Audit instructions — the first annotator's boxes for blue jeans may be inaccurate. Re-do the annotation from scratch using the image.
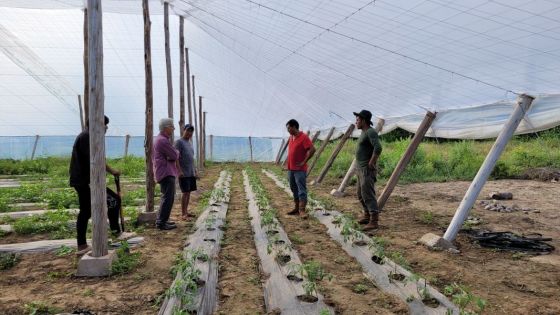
[288,170,307,202]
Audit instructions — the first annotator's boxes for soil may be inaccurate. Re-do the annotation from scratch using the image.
[0,166,221,314]
[214,166,265,315]
[312,174,560,315]
[259,169,409,315]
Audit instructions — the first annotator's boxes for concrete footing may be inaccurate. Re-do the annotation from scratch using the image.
[137,211,157,225]
[76,250,117,277]
[419,233,455,250]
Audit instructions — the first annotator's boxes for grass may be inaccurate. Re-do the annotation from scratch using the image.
[111,241,142,275]
[0,253,20,270]
[24,301,62,315]
[307,127,560,184]
[12,209,74,238]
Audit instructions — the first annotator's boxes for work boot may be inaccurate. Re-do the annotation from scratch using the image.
[362,212,379,231]
[299,200,308,218]
[358,212,370,224]
[287,199,299,215]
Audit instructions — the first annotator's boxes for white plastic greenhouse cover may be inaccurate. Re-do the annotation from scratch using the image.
[0,0,559,139]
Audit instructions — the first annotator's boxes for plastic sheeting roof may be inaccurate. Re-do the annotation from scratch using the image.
[0,0,559,138]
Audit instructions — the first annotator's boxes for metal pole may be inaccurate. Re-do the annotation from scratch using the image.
[443,94,535,242]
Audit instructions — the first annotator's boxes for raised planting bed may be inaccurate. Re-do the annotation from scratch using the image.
[263,169,459,315]
[244,168,334,315]
[159,170,232,315]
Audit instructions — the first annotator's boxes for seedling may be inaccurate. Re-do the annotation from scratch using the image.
[332,214,363,244]
[55,245,75,257]
[352,283,368,294]
[444,283,487,315]
[289,260,333,300]
[111,241,141,275]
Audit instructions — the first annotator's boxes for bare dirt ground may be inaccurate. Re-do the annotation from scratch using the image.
[214,165,265,314]
[0,166,221,314]
[259,168,409,315]
[313,174,560,315]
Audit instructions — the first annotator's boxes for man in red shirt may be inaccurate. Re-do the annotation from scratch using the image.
[285,119,316,216]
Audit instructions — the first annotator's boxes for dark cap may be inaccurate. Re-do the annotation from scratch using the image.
[353,110,373,125]
[184,123,194,131]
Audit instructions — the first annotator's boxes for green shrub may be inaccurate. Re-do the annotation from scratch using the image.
[0,253,20,270]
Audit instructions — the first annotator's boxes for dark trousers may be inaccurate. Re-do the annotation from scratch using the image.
[356,166,379,214]
[74,185,121,246]
[157,176,176,225]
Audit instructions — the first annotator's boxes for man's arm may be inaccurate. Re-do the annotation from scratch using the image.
[303,145,316,164]
[106,164,120,176]
[161,140,180,161]
[367,129,382,171]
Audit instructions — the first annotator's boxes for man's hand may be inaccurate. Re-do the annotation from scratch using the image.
[368,161,377,176]
[179,172,185,178]
[296,161,305,167]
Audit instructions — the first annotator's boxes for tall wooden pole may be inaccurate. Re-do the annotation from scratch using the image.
[78,95,85,130]
[31,135,40,160]
[164,2,173,140]
[443,95,535,242]
[186,48,192,125]
[203,111,207,166]
[377,112,436,210]
[178,16,185,131]
[311,124,355,185]
[87,0,108,258]
[83,8,89,122]
[124,135,131,157]
[310,130,321,143]
[248,136,253,162]
[307,126,336,174]
[143,0,155,213]
[192,75,199,160]
[331,119,385,197]
[198,96,203,170]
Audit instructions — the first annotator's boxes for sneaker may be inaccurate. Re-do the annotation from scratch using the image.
[167,221,177,225]
[157,223,177,230]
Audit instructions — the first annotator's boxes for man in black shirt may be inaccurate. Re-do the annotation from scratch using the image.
[69,116,123,254]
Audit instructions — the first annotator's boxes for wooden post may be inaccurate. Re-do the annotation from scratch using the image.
[186,48,192,125]
[275,138,285,164]
[192,75,199,160]
[31,135,40,160]
[443,95,535,242]
[143,0,155,213]
[124,135,131,157]
[311,124,355,185]
[307,126,336,174]
[276,138,289,165]
[209,134,214,161]
[331,119,385,197]
[78,95,85,130]
[310,130,320,143]
[248,136,253,162]
[198,96,203,170]
[377,112,436,210]
[87,0,108,258]
[164,2,173,130]
[83,8,89,122]
[203,111,207,166]
[178,16,185,131]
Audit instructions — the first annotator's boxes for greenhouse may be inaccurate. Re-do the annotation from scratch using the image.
[0,1,559,314]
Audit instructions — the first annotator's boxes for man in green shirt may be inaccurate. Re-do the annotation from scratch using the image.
[354,110,382,231]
